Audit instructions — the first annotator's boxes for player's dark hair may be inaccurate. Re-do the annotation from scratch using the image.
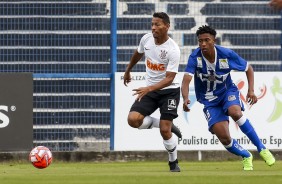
[153,12,170,24]
[196,25,216,37]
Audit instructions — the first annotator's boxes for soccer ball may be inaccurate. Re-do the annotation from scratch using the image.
[29,146,53,169]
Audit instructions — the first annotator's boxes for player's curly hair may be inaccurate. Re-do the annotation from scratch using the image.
[196,25,216,37]
[153,12,170,24]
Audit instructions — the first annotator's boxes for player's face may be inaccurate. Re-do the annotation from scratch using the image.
[151,17,169,39]
[198,33,215,55]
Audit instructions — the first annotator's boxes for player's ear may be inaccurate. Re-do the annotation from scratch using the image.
[213,37,217,44]
[165,23,170,30]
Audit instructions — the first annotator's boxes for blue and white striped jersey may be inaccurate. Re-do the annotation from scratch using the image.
[184,45,248,106]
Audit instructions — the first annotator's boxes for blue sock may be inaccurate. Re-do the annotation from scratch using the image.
[225,139,250,158]
[237,117,266,152]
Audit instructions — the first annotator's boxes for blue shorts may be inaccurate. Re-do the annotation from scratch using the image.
[203,89,245,133]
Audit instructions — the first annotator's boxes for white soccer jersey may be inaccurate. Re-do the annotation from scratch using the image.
[137,33,180,89]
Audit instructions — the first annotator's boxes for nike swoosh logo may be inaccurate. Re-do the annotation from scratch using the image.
[144,47,150,50]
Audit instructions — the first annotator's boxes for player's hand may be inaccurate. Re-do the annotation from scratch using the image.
[132,87,151,101]
[183,99,191,112]
[246,91,257,105]
[123,72,131,86]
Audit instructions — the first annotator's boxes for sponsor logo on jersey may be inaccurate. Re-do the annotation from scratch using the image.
[197,57,203,68]
[146,59,165,71]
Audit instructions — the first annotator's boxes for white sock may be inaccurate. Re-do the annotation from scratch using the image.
[138,116,160,129]
[236,115,247,126]
[163,136,177,162]
[224,139,233,148]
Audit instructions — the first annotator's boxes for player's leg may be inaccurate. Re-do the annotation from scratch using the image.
[139,116,182,139]
[160,119,180,172]
[159,88,181,172]
[205,106,253,170]
[171,123,182,139]
[225,90,275,166]
[127,91,181,138]
[127,92,158,129]
[228,105,266,151]
[211,121,253,170]
[138,116,160,129]
[229,107,275,166]
[157,87,182,139]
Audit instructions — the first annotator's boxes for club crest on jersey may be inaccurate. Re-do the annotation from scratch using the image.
[168,99,176,109]
[228,95,236,101]
[219,59,229,69]
[197,57,203,68]
[208,74,216,81]
[159,50,167,59]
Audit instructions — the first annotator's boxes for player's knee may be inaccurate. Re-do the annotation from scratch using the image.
[127,113,143,128]
[127,117,140,128]
[219,137,232,146]
[231,113,243,122]
[229,109,243,121]
[160,126,171,140]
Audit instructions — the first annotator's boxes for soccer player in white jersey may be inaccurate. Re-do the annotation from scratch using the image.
[123,12,181,172]
[181,25,275,170]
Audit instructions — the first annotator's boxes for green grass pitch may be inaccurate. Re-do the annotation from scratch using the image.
[0,161,281,184]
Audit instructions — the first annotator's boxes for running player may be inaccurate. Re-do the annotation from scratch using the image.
[123,12,182,172]
[181,25,275,170]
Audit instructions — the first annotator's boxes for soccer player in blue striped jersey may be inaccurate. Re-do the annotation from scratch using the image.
[181,25,275,170]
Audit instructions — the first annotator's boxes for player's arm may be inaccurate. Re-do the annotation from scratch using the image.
[133,71,176,101]
[123,50,144,86]
[245,64,257,105]
[181,73,193,112]
[148,71,177,91]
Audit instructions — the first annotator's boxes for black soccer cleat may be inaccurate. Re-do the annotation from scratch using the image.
[169,159,181,172]
[171,123,182,140]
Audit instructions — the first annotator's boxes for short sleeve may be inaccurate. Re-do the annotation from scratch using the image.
[184,55,197,75]
[166,47,180,73]
[137,35,146,54]
[229,50,248,71]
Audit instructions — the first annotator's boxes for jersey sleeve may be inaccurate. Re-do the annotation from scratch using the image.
[229,50,248,71]
[184,55,197,75]
[166,47,180,73]
[137,34,147,54]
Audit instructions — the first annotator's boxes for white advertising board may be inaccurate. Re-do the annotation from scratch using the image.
[114,72,282,151]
